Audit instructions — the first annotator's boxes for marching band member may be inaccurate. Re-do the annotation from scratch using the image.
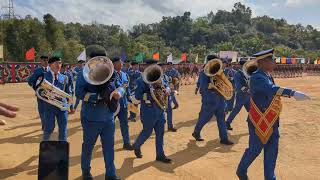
[192,55,234,145]
[76,47,122,180]
[112,56,133,150]
[73,59,86,111]
[27,55,49,129]
[165,62,180,132]
[127,61,141,122]
[42,56,72,141]
[236,49,311,180]
[225,59,250,130]
[132,59,172,163]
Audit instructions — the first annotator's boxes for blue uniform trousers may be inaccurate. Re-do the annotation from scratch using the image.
[237,121,279,180]
[226,93,250,124]
[166,101,173,129]
[115,106,131,145]
[74,98,81,110]
[43,105,68,141]
[133,115,165,157]
[194,102,228,141]
[37,98,46,130]
[81,119,116,177]
[225,92,235,112]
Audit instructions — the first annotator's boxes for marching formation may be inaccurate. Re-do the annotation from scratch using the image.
[27,45,312,180]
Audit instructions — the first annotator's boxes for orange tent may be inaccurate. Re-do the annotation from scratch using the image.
[281,57,286,64]
[152,52,160,60]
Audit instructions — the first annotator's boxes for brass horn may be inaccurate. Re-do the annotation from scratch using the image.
[82,56,120,116]
[142,64,169,110]
[83,56,114,85]
[242,60,258,79]
[36,78,71,111]
[204,59,234,100]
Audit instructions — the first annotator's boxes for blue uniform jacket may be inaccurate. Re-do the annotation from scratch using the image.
[135,77,170,125]
[198,71,225,105]
[114,70,132,108]
[75,71,117,123]
[234,70,250,97]
[165,68,180,78]
[249,69,294,128]
[28,66,47,90]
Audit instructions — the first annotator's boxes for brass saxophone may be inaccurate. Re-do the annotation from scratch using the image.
[204,59,234,100]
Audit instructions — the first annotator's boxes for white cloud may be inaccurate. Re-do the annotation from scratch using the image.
[2,0,247,29]
[285,0,319,7]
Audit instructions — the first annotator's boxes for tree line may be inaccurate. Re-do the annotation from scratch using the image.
[1,2,320,63]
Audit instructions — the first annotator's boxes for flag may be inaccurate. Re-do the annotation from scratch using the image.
[194,54,199,63]
[52,49,63,58]
[77,49,86,62]
[181,53,187,62]
[166,53,173,63]
[25,48,36,61]
[153,52,160,60]
[134,53,144,63]
[0,45,3,59]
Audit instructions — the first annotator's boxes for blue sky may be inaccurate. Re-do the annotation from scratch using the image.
[1,0,319,29]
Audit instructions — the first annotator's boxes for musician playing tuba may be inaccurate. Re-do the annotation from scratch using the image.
[75,46,123,180]
[192,54,234,145]
[132,59,172,163]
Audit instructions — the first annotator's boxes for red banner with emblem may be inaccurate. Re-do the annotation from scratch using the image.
[249,96,282,144]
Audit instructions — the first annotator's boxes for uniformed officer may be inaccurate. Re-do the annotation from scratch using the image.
[74,59,86,111]
[132,59,172,163]
[127,61,141,122]
[225,59,250,130]
[236,49,310,180]
[164,62,180,132]
[223,59,236,114]
[112,56,133,150]
[42,56,72,141]
[192,55,234,145]
[28,55,49,129]
[76,46,122,180]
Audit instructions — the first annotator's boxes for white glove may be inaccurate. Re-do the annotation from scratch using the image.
[293,91,311,101]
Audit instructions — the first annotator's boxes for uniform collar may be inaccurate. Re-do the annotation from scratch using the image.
[50,69,60,78]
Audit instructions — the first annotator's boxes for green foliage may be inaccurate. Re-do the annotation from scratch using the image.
[1,2,320,62]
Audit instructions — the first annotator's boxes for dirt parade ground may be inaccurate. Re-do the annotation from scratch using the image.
[0,76,319,180]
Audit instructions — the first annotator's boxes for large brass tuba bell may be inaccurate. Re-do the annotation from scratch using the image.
[36,78,72,111]
[82,56,120,116]
[83,56,114,85]
[142,64,169,110]
[204,59,234,100]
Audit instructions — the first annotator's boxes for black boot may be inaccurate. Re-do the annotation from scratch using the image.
[123,144,134,151]
[82,170,93,180]
[156,155,172,164]
[105,175,121,180]
[192,132,204,141]
[168,127,177,132]
[226,122,233,131]
[220,139,234,145]
[134,148,142,158]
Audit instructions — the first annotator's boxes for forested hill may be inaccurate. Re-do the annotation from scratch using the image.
[1,2,320,63]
